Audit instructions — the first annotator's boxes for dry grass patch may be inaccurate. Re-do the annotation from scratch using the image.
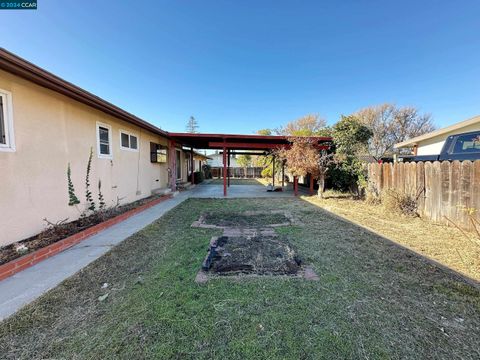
[305,192,480,282]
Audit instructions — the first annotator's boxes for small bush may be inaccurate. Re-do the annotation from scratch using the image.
[381,189,418,217]
[193,171,204,184]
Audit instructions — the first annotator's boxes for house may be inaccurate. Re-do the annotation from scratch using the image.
[191,150,210,172]
[207,152,239,167]
[0,48,194,247]
[394,115,480,155]
[0,48,332,247]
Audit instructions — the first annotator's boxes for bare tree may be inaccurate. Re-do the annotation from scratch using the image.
[186,116,199,133]
[276,114,327,136]
[354,104,435,160]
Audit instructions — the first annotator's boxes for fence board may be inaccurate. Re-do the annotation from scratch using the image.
[368,160,480,231]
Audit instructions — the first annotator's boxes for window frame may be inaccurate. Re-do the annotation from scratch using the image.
[119,129,139,152]
[0,88,15,152]
[96,122,113,159]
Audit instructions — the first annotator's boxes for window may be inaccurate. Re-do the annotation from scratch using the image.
[0,89,15,152]
[451,133,480,154]
[119,130,138,151]
[96,122,112,158]
[150,142,167,163]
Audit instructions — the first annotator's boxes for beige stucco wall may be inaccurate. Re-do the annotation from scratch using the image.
[0,69,170,247]
[416,123,480,156]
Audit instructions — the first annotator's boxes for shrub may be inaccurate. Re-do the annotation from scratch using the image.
[381,189,418,217]
[193,171,204,184]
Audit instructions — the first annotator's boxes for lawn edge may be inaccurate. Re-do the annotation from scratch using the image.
[0,194,172,282]
[305,197,480,290]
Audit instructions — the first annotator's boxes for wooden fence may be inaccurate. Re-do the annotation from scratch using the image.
[368,161,480,231]
[210,167,264,179]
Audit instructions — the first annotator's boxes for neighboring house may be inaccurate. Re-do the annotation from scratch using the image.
[191,150,210,172]
[395,115,480,155]
[0,49,193,247]
[207,153,240,167]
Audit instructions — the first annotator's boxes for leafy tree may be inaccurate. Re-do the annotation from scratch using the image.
[333,115,372,156]
[330,115,372,196]
[256,129,272,136]
[186,116,199,133]
[236,154,252,178]
[354,104,435,160]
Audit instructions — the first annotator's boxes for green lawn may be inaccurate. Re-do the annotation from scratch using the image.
[1,198,479,359]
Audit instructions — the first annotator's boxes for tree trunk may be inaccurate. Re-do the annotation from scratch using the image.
[317,176,325,198]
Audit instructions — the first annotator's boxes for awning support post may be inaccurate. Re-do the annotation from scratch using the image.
[227,149,231,187]
[190,147,194,185]
[223,145,227,196]
[272,156,275,187]
[169,140,177,192]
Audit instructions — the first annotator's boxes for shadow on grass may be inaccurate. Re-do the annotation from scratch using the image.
[300,196,480,290]
[0,197,479,359]
[204,178,264,186]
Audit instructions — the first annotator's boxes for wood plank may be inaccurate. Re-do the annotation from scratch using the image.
[424,162,433,219]
[416,162,425,215]
[472,161,480,229]
[431,162,442,222]
[440,161,450,225]
[449,161,461,228]
[460,161,473,229]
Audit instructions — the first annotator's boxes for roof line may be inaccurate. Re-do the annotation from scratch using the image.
[395,114,480,148]
[168,132,332,140]
[0,48,170,138]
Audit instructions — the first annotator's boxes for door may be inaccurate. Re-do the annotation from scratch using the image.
[176,150,181,180]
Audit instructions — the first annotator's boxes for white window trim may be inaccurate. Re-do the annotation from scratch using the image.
[119,129,139,152]
[96,122,113,159]
[0,89,15,152]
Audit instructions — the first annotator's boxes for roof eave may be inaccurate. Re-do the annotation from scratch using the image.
[394,114,480,149]
[0,48,170,139]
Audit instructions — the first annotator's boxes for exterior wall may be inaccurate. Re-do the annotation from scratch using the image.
[0,69,169,247]
[416,123,480,155]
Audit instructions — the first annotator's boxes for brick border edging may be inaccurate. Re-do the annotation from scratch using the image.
[0,195,172,282]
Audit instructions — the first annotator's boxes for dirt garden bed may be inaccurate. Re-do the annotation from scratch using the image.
[202,234,302,275]
[0,194,169,266]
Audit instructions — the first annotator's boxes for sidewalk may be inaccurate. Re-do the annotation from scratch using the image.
[0,182,298,320]
[0,191,189,321]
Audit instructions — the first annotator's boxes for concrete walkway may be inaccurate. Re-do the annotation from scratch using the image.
[0,182,299,320]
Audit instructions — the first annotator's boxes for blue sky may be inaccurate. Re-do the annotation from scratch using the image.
[1,0,479,133]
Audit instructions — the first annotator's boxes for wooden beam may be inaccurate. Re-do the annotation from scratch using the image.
[219,151,267,156]
[209,142,288,150]
[209,142,330,150]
